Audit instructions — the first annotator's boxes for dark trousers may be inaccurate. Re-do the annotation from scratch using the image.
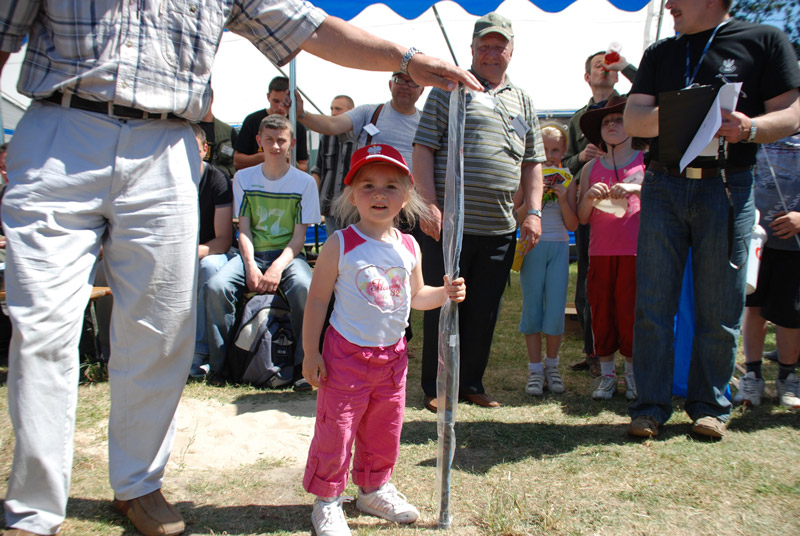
[574,222,594,355]
[417,230,515,397]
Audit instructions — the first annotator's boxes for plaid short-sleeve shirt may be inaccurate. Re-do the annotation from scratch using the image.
[0,0,326,121]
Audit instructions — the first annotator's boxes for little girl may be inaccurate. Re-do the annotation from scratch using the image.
[576,96,644,402]
[302,144,466,536]
[514,124,578,396]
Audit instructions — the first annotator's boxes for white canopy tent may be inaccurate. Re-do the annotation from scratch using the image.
[0,0,669,136]
[210,0,667,125]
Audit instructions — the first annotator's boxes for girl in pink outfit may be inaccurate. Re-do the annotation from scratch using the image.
[576,96,645,403]
[302,144,466,536]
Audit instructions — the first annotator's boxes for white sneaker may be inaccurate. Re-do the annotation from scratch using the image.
[525,372,544,396]
[776,373,800,409]
[592,374,617,400]
[734,371,765,406]
[624,372,637,401]
[356,483,419,524]
[544,367,565,394]
[312,497,352,536]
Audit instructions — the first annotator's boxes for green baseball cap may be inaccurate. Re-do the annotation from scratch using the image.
[473,12,513,40]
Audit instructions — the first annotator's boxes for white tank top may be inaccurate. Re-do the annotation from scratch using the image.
[329,225,418,347]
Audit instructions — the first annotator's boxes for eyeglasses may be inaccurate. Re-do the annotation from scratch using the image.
[392,76,420,89]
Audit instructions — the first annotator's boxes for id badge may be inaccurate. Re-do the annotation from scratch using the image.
[364,123,380,136]
[511,115,530,138]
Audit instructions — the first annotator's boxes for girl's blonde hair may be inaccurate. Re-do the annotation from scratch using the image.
[331,164,431,228]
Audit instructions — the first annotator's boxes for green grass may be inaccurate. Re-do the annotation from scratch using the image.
[0,266,798,535]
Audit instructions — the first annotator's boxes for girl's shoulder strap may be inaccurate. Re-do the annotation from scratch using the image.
[399,231,417,260]
[340,226,366,255]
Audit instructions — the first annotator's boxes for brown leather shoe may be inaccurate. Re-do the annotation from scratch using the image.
[462,393,500,408]
[113,489,185,536]
[569,358,590,371]
[4,529,50,536]
[423,396,438,413]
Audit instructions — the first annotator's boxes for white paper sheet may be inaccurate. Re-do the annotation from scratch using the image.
[680,82,742,171]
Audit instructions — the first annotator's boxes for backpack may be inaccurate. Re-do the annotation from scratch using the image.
[226,292,295,388]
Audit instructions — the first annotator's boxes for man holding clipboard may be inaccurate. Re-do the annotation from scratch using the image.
[624,0,800,439]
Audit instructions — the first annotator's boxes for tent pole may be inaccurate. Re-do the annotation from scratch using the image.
[655,0,666,42]
[276,63,325,115]
[289,59,298,167]
[433,5,458,67]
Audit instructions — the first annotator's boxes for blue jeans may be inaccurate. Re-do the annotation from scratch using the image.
[205,251,312,376]
[629,168,754,424]
[192,252,232,369]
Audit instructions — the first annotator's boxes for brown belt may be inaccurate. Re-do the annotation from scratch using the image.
[42,92,181,120]
[649,160,752,179]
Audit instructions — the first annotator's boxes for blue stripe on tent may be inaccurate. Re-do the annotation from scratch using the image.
[312,0,651,19]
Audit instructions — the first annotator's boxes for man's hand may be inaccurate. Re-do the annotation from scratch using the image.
[294,90,305,118]
[520,215,542,253]
[718,109,753,143]
[406,54,480,92]
[421,203,443,240]
[770,211,800,239]
[302,350,327,388]
[580,143,606,163]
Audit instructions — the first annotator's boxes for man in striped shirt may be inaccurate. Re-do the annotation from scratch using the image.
[413,12,545,411]
[0,2,479,535]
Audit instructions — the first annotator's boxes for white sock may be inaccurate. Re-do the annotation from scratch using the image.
[545,356,559,369]
[318,496,338,503]
[600,360,616,377]
[624,360,634,375]
[529,362,544,374]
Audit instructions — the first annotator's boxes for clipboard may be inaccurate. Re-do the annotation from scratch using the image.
[657,85,719,168]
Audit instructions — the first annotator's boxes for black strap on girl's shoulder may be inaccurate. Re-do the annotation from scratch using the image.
[365,103,385,146]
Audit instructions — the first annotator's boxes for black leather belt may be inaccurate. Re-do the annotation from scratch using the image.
[42,92,181,120]
[649,160,752,179]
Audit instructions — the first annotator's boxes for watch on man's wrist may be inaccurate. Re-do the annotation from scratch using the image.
[527,209,542,218]
[744,120,757,143]
[400,47,422,75]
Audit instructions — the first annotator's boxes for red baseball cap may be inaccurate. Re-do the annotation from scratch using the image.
[344,144,413,185]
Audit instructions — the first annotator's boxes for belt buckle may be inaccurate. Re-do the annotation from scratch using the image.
[685,167,703,179]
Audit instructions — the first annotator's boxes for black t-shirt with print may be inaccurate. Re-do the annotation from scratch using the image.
[632,18,800,166]
[198,163,233,245]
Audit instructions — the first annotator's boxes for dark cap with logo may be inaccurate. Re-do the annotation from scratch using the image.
[473,12,513,40]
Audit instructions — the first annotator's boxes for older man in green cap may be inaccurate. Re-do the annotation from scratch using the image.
[413,12,546,410]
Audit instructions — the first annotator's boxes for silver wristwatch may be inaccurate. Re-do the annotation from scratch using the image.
[527,209,542,218]
[400,47,421,75]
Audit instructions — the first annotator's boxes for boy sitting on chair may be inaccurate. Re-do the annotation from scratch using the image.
[205,115,320,389]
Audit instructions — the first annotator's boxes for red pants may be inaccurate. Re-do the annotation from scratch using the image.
[587,255,637,357]
[303,327,408,497]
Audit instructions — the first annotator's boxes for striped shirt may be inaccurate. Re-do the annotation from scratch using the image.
[414,72,545,235]
[0,0,326,122]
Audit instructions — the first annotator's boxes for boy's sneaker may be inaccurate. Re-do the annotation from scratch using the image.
[734,371,765,406]
[525,372,544,396]
[776,373,800,409]
[356,483,419,524]
[624,372,637,401]
[312,497,352,536]
[592,374,617,400]
[543,367,565,394]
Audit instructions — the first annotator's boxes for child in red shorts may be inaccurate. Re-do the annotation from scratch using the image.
[576,96,644,401]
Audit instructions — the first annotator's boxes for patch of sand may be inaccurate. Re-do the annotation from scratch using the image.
[73,395,317,471]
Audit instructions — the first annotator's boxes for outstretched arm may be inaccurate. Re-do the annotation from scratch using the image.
[301,16,480,92]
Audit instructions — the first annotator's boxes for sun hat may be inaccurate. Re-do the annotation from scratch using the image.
[344,144,413,185]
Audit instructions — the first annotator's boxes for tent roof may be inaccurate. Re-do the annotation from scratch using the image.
[312,0,652,19]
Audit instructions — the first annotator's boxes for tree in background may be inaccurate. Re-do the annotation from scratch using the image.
[730,1,799,57]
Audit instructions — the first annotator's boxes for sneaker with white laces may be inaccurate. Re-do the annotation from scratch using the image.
[356,483,419,524]
[544,366,565,394]
[734,371,765,406]
[525,372,544,396]
[624,372,637,401]
[776,373,800,409]
[312,497,352,536]
[592,374,617,400]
